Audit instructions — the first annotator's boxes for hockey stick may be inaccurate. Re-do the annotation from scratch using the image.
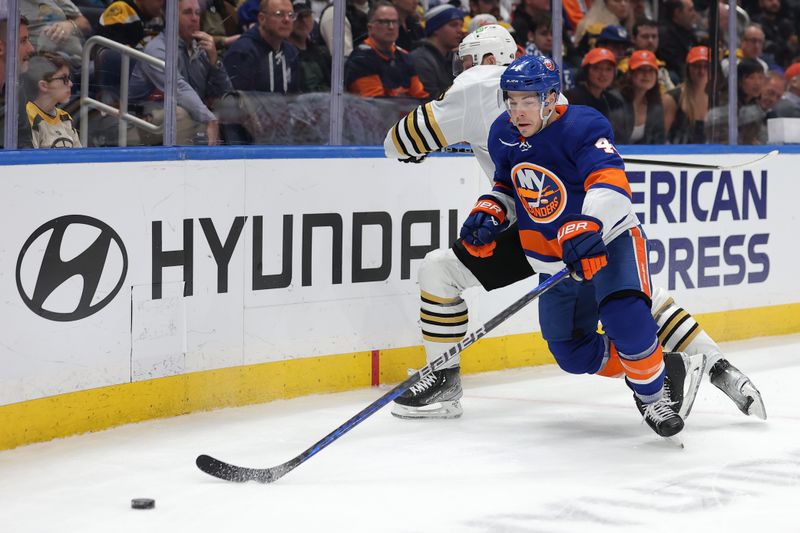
[196,267,572,483]
[441,146,779,170]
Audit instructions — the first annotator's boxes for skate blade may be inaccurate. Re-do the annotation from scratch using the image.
[666,434,685,449]
[679,353,706,419]
[742,383,767,420]
[391,400,463,419]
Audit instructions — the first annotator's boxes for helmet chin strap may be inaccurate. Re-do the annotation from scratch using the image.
[536,92,555,134]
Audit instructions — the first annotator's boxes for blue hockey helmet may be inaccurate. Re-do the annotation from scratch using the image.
[500,55,561,100]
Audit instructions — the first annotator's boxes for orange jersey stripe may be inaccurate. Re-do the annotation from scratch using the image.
[519,229,561,258]
[584,168,631,197]
[630,226,651,297]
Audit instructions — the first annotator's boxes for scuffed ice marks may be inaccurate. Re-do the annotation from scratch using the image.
[463,452,800,532]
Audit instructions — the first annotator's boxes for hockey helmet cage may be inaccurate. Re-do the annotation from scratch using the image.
[500,55,561,99]
[458,24,517,67]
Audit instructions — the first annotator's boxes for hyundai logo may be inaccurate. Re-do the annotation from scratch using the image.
[16,215,128,321]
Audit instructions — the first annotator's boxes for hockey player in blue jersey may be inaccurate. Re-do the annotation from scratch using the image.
[470,55,681,437]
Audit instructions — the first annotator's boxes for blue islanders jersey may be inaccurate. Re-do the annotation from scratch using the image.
[487,104,639,274]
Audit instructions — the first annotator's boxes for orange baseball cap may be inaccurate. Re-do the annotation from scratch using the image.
[630,49,658,70]
[582,47,617,67]
[686,46,710,64]
[784,62,800,81]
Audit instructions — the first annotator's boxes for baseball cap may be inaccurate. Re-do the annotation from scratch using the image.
[629,49,658,70]
[292,0,312,13]
[425,5,465,37]
[582,47,617,67]
[596,25,631,44]
[686,46,710,64]
[784,62,800,82]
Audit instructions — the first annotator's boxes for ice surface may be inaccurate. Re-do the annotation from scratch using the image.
[2,335,798,533]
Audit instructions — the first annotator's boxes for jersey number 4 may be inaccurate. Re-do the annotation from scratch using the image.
[595,138,618,154]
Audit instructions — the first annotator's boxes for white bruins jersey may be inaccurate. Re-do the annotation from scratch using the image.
[384,64,567,183]
[384,65,507,181]
[27,102,82,149]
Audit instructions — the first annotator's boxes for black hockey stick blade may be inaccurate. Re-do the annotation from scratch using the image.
[196,268,572,483]
[196,454,292,483]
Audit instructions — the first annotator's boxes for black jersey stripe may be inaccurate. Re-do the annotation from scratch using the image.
[421,102,447,148]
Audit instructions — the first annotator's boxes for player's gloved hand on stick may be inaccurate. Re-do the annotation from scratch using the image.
[460,195,508,257]
[557,214,608,280]
[399,154,426,164]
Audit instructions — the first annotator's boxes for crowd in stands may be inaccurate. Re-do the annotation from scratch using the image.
[4,0,800,147]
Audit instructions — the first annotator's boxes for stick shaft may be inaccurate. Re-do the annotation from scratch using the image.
[277,267,571,477]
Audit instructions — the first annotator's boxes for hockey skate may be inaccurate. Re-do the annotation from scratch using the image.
[663,351,706,419]
[634,395,684,437]
[392,367,463,419]
[709,359,767,420]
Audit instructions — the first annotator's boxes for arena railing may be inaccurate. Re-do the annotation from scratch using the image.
[79,36,166,148]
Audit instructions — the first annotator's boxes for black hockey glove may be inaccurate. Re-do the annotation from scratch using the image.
[399,154,426,164]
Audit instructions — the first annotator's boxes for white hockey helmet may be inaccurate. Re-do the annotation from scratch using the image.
[457,24,517,68]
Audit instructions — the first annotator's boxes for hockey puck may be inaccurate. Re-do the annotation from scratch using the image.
[131,498,155,510]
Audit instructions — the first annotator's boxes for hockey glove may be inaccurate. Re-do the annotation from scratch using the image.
[399,154,426,164]
[460,195,508,257]
[557,214,608,281]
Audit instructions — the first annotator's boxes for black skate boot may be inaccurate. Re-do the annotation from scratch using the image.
[709,358,767,419]
[391,367,463,419]
[663,351,706,419]
[635,395,685,437]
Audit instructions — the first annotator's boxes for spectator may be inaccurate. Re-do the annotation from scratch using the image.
[391,0,424,51]
[663,45,710,144]
[97,0,164,48]
[737,58,768,144]
[574,0,633,51]
[467,13,496,33]
[760,70,786,115]
[752,0,797,68]
[511,0,550,47]
[721,23,769,76]
[20,0,92,67]
[130,0,232,145]
[594,24,631,62]
[524,12,552,57]
[619,17,674,93]
[563,47,624,118]
[319,0,371,57]
[224,0,302,93]
[344,0,428,98]
[771,61,800,117]
[288,0,331,91]
[464,0,510,38]
[738,57,766,108]
[411,4,464,97]
[201,0,241,54]
[610,49,665,143]
[23,54,81,148]
[657,0,698,84]
[0,16,36,148]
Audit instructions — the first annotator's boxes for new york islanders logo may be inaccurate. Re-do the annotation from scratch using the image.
[511,162,567,223]
[542,58,555,71]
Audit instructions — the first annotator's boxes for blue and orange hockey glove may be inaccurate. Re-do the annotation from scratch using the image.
[557,214,608,280]
[460,195,508,257]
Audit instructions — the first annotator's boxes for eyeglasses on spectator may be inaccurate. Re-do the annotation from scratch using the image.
[263,10,297,20]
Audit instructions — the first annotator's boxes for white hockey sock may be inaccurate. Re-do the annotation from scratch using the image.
[651,287,724,369]
[420,290,468,369]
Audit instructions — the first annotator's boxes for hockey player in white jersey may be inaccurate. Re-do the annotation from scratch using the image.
[383,24,766,422]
